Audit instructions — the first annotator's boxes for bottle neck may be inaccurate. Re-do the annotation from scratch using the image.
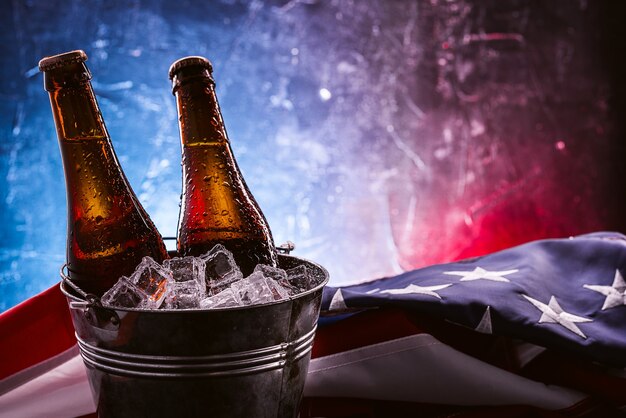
[44,63,107,141]
[174,74,228,146]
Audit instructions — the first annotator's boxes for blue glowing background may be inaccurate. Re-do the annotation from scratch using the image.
[2,1,626,311]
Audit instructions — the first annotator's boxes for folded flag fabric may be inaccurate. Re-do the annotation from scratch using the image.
[320,231,626,367]
[1,232,626,417]
[304,308,626,417]
[303,231,626,416]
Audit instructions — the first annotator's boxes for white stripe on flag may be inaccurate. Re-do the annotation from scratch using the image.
[0,350,95,418]
[0,345,80,396]
[304,334,586,410]
[0,334,588,416]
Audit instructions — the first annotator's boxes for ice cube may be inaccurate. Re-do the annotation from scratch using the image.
[163,280,204,309]
[284,265,315,294]
[163,256,205,289]
[254,264,288,281]
[199,288,241,309]
[200,243,227,259]
[201,246,243,293]
[277,278,299,296]
[231,273,275,305]
[266,278,290,301]
[249,271,288,300]
[101,276,146,309]
[129,256,170,308]
[253,264,290,301]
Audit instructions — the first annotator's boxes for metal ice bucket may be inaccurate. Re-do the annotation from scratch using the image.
[60,253,328,418]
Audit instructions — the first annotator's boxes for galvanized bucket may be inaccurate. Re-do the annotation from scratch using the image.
[60,253,328,418]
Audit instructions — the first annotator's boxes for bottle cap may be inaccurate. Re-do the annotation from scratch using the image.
[168,56,213,80]
[39,50,88,72]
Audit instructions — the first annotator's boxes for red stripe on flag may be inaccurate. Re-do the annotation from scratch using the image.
[312,309,425,358]
[0,284,76,381]
[522,350,626,408]
[313,308,521,372]
[299,397,626,418]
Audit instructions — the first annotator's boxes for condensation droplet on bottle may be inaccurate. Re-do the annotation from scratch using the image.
[203,175,211,182]
[221,210,229,216]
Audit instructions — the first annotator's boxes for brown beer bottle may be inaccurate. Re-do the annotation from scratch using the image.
[169,56,278,275]
[39,50,169,296]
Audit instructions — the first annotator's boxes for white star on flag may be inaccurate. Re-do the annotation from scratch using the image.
[381,283,451,299]
[522,295,593,339]
[329,289,347,311]
[583,269,626,310]
[474,306,493,334]
[443,266,519,282]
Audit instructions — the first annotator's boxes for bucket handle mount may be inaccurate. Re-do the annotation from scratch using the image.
[60,265,121,330]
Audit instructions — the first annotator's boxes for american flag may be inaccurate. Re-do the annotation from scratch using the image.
[303,231,626,417]
[1,232,626,417]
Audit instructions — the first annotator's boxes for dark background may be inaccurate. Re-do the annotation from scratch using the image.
[1,0,625,311]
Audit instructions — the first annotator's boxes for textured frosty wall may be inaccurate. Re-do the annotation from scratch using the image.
[1,0,624,310]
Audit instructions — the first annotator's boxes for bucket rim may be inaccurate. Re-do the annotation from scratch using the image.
[60,254,329,314]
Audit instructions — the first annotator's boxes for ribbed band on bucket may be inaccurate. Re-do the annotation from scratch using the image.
[169,56,213,80]
[39,50,88,72]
